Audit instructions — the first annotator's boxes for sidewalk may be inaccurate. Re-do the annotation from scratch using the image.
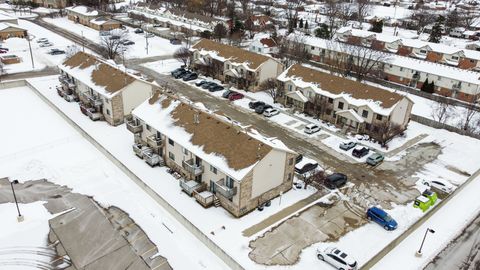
[371,169,480,270]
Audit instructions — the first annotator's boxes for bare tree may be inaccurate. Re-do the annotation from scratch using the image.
[460,9,477,29]
[174,47,192,67]
[99,30,129,60]
[458,101,479,132]
[375,122,403,147]
[286,0,301,33]
[309,95,328,118]
[324,0,341,38]
[409,8,436,34]
[338,3,354,27]
[258,78,278,102]
[305,170,325,189]
[66,44,81,58]
[278,35,309,67]
[356,0,371,27]
[431,99,453,124]
[239,0,250,16]
[213,23,228,41]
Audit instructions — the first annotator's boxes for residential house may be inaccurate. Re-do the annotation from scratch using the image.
[57,52,155,126]
[66,6,121,31]
[249,37,279,55]
[297,36,480,102]
[129,93,296,217]
[190,39,283,92]
[0,23,27,40]
[277,64,413,141]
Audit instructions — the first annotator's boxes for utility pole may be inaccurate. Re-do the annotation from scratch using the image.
[145,30,149,55]
[27,34,35,69]
[9,178,23,222]
[416,228,435,257]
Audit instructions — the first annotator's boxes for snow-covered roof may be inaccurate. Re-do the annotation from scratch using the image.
[0,22,26,32]
[132,94,294,180]
[299,36,480,86]
[66,5,99,17]
[0,13,15,21]
[277,63,409,116]
[286,90,308,103]
[336,109,365,123]
[89,16,117,26]
[294,156,318,171]
[59,52,141,98]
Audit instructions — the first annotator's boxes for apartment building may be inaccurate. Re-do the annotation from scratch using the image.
[336,27,480,71]
[249,37,279,55]
[0,23,27,40]
[128,93,296,217]
[190,39,283,92]
[277,64,413,141]
[297,36,480,103]
[66,6,121,31]
[57,52,154,126]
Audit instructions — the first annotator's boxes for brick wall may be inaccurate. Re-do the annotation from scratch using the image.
[426,51,443,63]
[458,58,477,69]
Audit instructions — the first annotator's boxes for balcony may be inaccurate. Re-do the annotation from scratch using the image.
[179,178,203,196]
[89,95,103,107]
[86,108,102,121]
[144,151,162,167]
[452,83,462,91]
[214,178,237,199]
[193,190,214,207]
[146,135,163,148]
[182,159,204,176]
[133,143,154,159]
[59,75,76,90]
[126,118,143,134]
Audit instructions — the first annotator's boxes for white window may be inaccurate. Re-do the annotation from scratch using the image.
[451,56,459,60]
[183,147,189,155]
[210,165,217,174]
[288,84,292,92]
[168,152,175,161]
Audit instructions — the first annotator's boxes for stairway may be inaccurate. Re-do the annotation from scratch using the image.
[213,196,221,207]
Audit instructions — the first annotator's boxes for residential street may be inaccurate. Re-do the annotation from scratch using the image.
[424,212,480,270]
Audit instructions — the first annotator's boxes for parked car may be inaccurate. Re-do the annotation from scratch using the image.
[171,67,185,77]
[209,85,224,92]
[295,154,303,164]
[36,38,48,43]
[352,146,369,158]
[99,31,111,36]
[122,40,135,45]
[255,104,272,114]
[183,72,198,81]
[263,108,279,117]
[195,80,208,87]
[316,247,357,270]
[49,49,66,55]
[366,207,398,231]
[248,101,265,109]
[222,90,234,98]
[366,153,384,166]
[229,92,244,101]
[170,38,181,44]
[422,179,454,193]
[134,28,144,34]
[304,123,321,134]
[173,70,189,79]
[295,158,318,174]
[202,82,217,89]
[109,35,120,40]
[339,141,357,151]
[39,42,53,47]
[0,47,9,51]
[325,173,347,189]
[0,49,7,54]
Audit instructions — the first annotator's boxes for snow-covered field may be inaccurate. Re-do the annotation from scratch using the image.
[26,75,480,269]
[0,85,228,270]
[43,17,181,59]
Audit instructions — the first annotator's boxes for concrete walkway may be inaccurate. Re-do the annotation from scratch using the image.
[385,133,429,158]
[242,190,327,237]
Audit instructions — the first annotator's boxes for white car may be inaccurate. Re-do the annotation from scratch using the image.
[422,179,454,193]
[263,108,280,117]
[317,247,357,270]
[39,42,53,47]
[36,38,48,43]
[304,123,321,134]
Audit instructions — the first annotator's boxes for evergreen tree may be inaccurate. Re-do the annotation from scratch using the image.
[299,18,304,28]
[427,81,436,93]
[429,19,443,43]
[370,19,383,33]
[304,20,309,29]
[420,79,430,92]
[314,23,330,39]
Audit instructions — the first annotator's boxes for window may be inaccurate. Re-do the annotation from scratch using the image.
[288,173,292,181]
[366,123,371,130]
[400,67,404,71]
[338,102,344,110]
[288,84,292,92]
[420,49,427,54]
[226,64,230,69]
[182,147,189,155]
[168,138,174,146]
[451,56,459,60]
[328,98,333,103]
[311,46,315,50]
[376,114,383,121]
[210,165,217,174]
[146,124,151,131]
[362,110,368,118]
[106,109,110,116]
[168,152,175,161]
[289,158,293,165]
[326,109,332,115]
[226,176,234,188]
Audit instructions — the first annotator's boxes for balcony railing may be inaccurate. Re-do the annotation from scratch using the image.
[179,178,203,196]
[146,135,163,148]
[214,178,237,199]
[193,190,214,207]
[86,108,102,121]
[89,96,103,107]
[144,151,162,167]
[452,83,462,91]
[59,75,76,89]
[126,119,143,134]
[182,159,204,176]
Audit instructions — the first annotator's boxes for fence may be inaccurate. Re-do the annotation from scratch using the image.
[411,114,480,140]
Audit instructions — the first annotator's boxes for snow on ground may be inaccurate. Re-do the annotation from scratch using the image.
[373,172,480,270]
[0,19,81,74]
[0,85,228,270]
[27,75,318,269]
[43,17,181,59]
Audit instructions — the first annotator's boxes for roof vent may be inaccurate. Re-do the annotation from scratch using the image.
[193,113,200,124]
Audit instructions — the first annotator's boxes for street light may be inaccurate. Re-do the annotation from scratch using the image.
[26,34,35,69]
[416,228,435,257]
[9,178,24,222]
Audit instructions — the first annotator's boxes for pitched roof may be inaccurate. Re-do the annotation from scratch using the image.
[191,39,271,70]
[0,22,26,32]
[60,52,136,97]
[66,5,99,16]
[133,94,293,180]
[278,64,406,113]
[260,38,277,48]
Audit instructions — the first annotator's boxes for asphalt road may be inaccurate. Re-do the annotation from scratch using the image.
[424,212,480,270]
